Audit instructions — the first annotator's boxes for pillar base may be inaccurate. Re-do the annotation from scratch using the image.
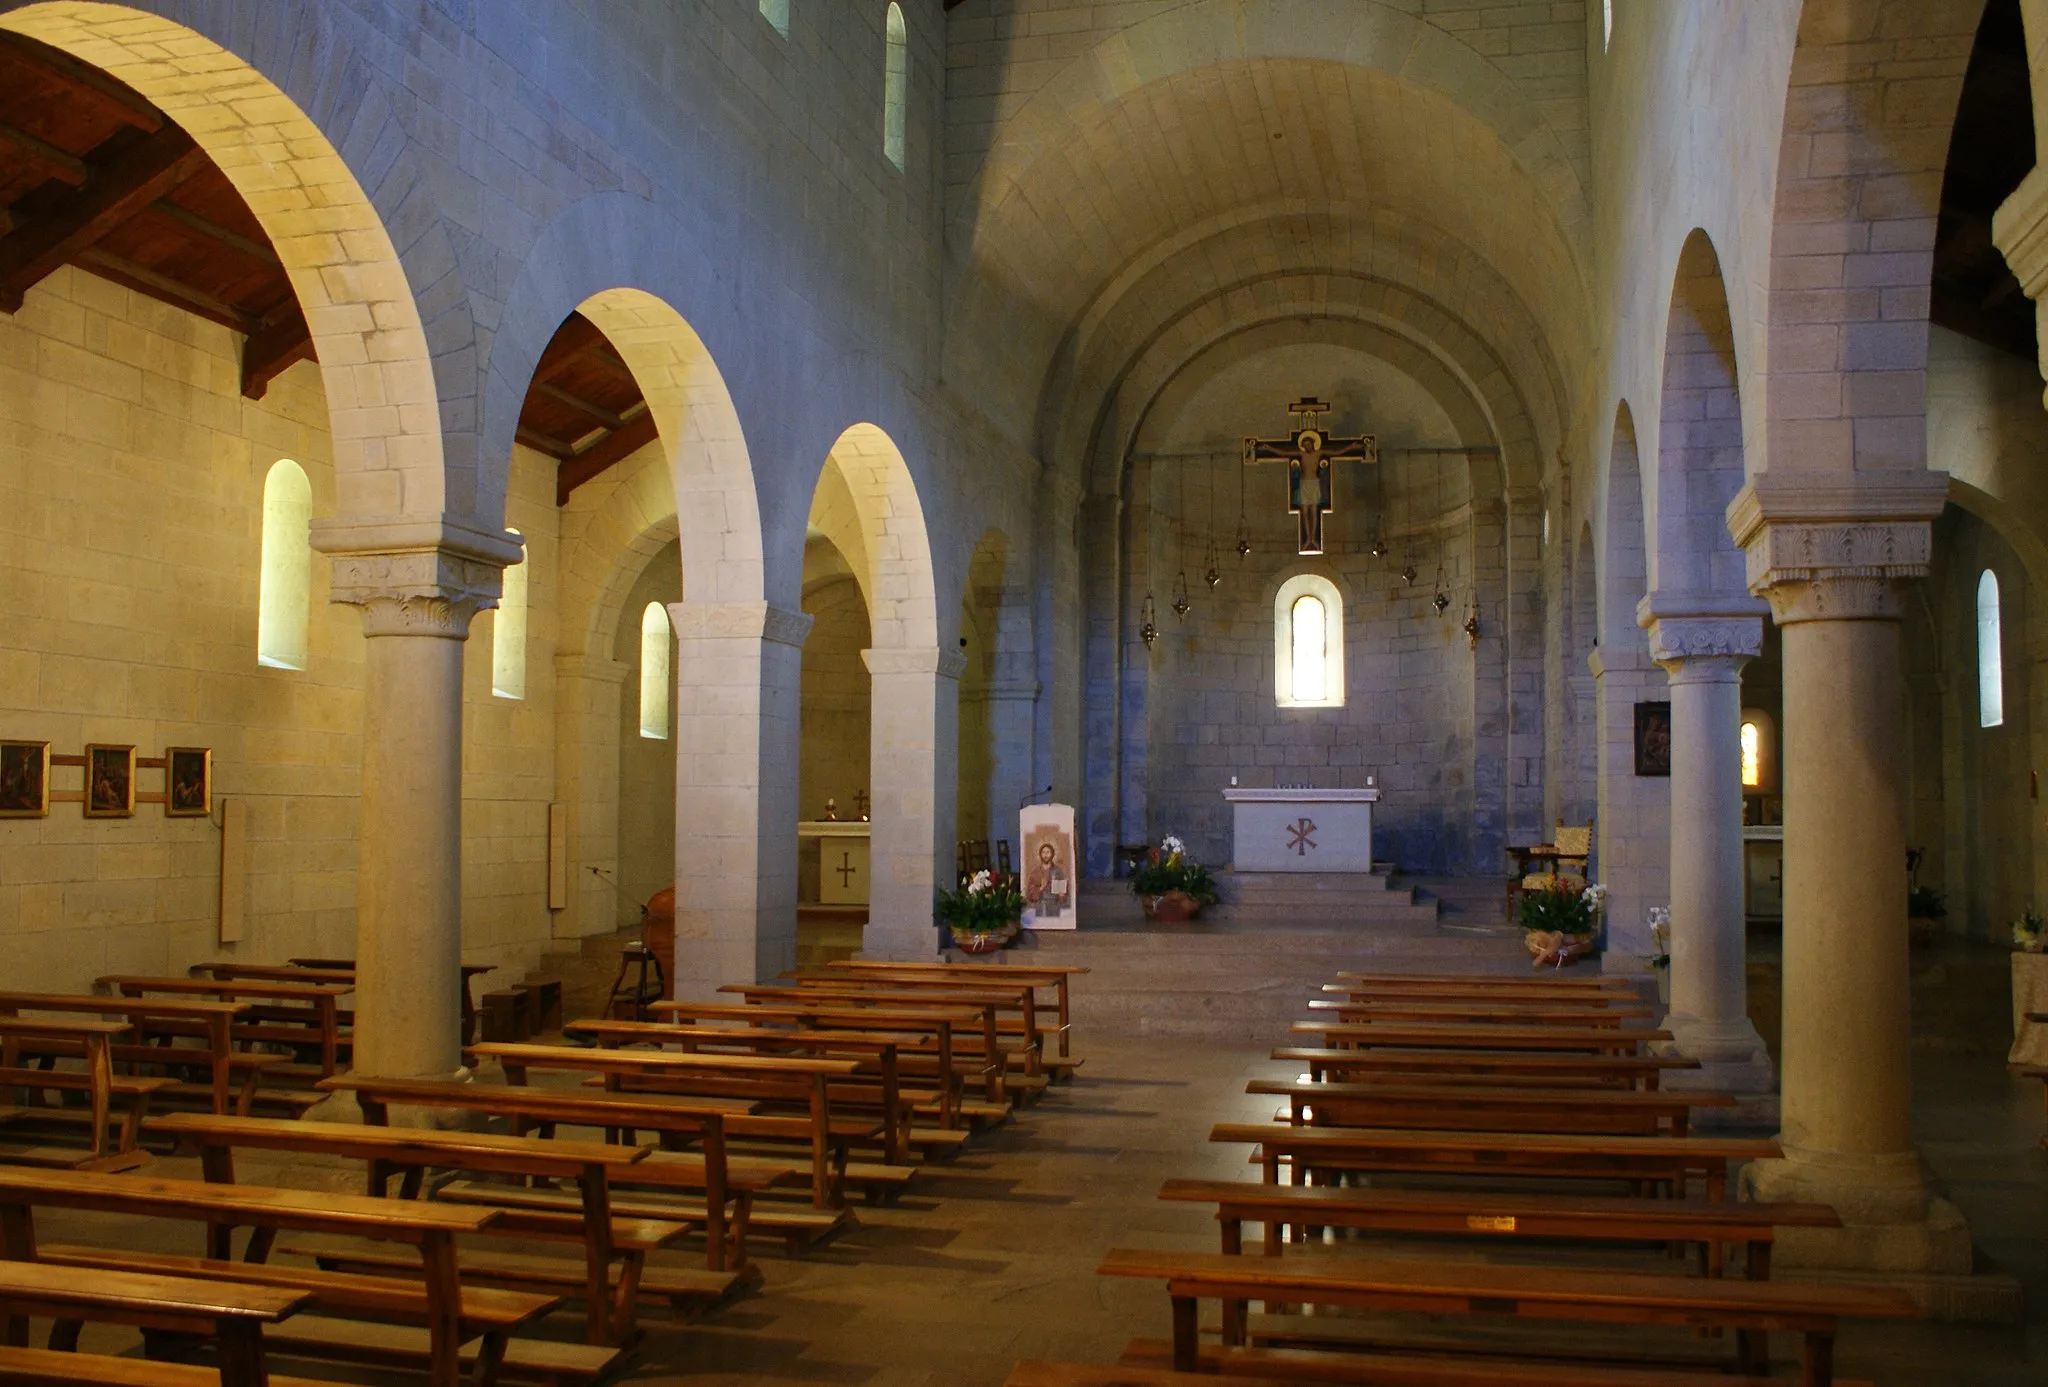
[1742,1148,1972,1271]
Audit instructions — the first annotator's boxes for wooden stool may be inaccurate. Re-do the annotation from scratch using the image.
[604,943,666,1022]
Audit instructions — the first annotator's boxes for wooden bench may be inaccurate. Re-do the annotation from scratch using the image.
[1304,999,1652,1027]
[1292,1021,1668,1056]
[147,1112,660,1347]
[1111,1342,1875,1387]
[0,1165,553,1387]
[468,1041,868,1210]
[0,1346,349,1387]
[0,1017,169,1170]
[0,1260,307,1387]
[1272,1047,1700,1091]
[1211,1123,1783,1201]
[0,994,263,1116]
[1157,1177,1843,1282]
[723,982,1032,1100]
[652,999,998,1125]
[1096,1247,1915,1385]
[783,975,1060,1079]
[1324,981,1642,1002]
[317,1073,753,1273]
[100,977,348,1080]
[1332,973,1632,991]
[1248,1079,1734,1138]
[821,960,1087,1068]
[200,961,495,1046]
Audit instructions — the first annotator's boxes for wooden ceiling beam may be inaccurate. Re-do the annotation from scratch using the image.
[146,200,281,268]
[74,246,255,334]
[533,379,627,430]
[556,409,659,506]
[0,125,206,312]
[0,120,88,186]
[532,313,610,385]
[517,425,577,461]
[241,305,314,400]
[0,33,162,132]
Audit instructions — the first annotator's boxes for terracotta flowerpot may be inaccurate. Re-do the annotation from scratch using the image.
[1524,928,1597,969]
[1142,890,1201,923]
[947,920,1019,954]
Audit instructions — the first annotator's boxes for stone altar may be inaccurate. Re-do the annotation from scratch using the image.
[799,820,870,905]
[1224,787,1377,872]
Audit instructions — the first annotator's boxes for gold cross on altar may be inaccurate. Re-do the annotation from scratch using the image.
[1243,398,1378,556]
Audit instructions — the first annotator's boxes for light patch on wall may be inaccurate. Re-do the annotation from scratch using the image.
[1274,573,1345,708]
[1740,720,1760,788]
[257,458,311,671]
[1979,568,2005,728]
[640,601,672,740]
[493,528,528,700]
[760,0,788,36]
[883,2,908,171]
[1602,0,1614,52]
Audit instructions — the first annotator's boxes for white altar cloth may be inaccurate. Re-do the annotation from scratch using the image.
[1224,787,1378,872]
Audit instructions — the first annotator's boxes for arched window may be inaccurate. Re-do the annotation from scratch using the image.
[257,459,311,670]
[1979,568,2004,728]
[1601,0,1614,52]
[1739,707,1777,792]
[492,529,528,700]
[759,0,788,36]
[882,3,908,170]
[1740,721,1761,788]
[639,602,672,740]
[1274,574,1345,708]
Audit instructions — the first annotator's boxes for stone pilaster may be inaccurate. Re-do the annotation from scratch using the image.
[1588,642,1668,964]
[1641,603,1774,1109]
[862,645,967,960]
[666,600,811,996]
[312,517,520,1080]
[552,654,632,941]
[1727,472,1977,1291]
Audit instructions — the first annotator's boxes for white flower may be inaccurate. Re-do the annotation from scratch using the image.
[1160,835,1187,856]
[1581,882,1607,905]
[968,870,992,893]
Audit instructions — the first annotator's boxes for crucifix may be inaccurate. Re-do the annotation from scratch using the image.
[1243,398,1378,556]
[834,852,858,889]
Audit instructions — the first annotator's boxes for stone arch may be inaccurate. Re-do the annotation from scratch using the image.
[1763,0,1986,473]
[0,2,455,529]
[806,423,946,958]
[1651,230,1749,600]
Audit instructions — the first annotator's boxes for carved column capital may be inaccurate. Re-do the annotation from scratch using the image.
[312,515,521,640]
[1647,616,1764,682]
[1725,472,1947,625]
[1994,164,2048,399]
[863,646,970,682]
[666,601,814,649]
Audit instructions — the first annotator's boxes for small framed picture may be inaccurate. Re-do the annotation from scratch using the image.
[0,741,50,818]
[84,743,136,818]
[1633,701,1672,778]
[165,747,212,817]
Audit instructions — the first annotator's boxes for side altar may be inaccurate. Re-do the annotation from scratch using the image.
[1223,787,1377,872]
[798,820,870,905]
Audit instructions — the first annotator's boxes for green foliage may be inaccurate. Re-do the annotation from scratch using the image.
[1907,885,1947,920]
[2011,907,2044,949]
[934,870,1025,933]
[1517,880,1601,935]
[1128,836,1218,904]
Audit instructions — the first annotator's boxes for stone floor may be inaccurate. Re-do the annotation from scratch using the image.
[29,929,2048,1385]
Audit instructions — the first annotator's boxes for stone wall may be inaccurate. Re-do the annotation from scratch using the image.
[613,543,681,925]
[799,574,874,830]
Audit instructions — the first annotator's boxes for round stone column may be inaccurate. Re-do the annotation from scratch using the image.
[1647,615,1773,1098]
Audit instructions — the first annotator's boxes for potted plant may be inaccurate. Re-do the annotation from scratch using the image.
[934,869,1026,954]
[2014,908,2046,954]
[1129,835,1218,923]
[1907,885,1946,949]
[1648,907,1671,1006]
[1518,877,1605,968]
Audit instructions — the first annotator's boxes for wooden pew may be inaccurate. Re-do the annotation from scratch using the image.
[1304,999,1652,1027]
[0,1165,552,1387]
[1323,981,1642,1003]
[1095,1247,1914,1384]
[768,975,1059,1084]
[1249,1079,1734,1138]
[147,1112,663,1347]
[1156,1177,1843,1282]
[317,1073,759,1275]
[468,1041,868,1211]
[0,1346,350,1387]
[1272,1047,1700,1091]
[0,1260,307,1387]
[1212,1123,1783,1201]
[100,977,348,1080]
[1292,1021,1668,1055]
[726,981,1037,1097]
[1333,972,1632,991]
[655,997,997,1118]
[821,960,1087,1067]
[0,995,262,1117]
[570,1017,929,1171]
[1110,1343,1877,1387]
[0,1017,169,1170]
[201,961,496,1046]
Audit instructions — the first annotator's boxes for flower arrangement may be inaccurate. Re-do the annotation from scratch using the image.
[1518,878,1605,969]
[1128,834,1218,904]
[2013,908,2046,954]
[934,869,1026,951]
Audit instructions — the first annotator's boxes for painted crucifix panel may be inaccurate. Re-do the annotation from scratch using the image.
[1243,398,1378,556]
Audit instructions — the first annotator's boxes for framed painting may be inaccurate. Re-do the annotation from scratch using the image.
[0,740,49,818]
[84,743,136,818]
[1633,701,1672,778]
[165,746,212,817]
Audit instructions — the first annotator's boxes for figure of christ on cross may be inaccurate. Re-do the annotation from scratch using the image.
[1243,398,1379,556]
